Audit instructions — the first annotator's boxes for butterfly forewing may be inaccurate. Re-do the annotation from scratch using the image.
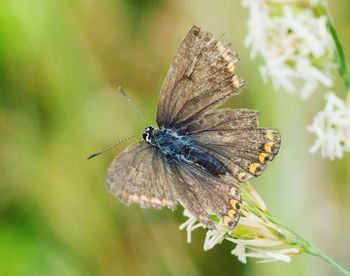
[106,141,177,209]
[156,25,244,128]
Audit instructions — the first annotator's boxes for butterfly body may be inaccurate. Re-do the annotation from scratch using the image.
[105,25,281,230]
[143,126,228,176]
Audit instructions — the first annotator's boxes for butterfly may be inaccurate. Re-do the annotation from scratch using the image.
[105,25,281,230]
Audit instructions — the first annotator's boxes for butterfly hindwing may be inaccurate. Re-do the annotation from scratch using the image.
[156,25,244,128]
[184,108,259,134]
[168,160,241,230]
[187,110,281,182]
[106,141,177,209]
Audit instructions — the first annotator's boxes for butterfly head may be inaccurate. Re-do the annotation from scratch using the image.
[143,126,156,145]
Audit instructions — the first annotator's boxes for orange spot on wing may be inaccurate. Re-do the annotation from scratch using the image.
[264,142,274,153]
[249,162,260,174]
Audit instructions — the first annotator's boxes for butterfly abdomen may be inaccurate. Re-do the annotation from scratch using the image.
[154,128,228,176]
[182,146,228,175]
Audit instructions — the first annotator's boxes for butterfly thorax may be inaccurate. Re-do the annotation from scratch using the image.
[143,126,228,176]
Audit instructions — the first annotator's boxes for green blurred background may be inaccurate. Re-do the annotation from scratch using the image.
[1,0,349,275]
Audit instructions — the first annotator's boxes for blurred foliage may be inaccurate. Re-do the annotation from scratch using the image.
[0,0,349,275]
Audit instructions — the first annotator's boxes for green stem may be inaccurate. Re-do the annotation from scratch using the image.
[237,183,349,274]
[321,0,350,94]
[307,247,350,276]
[290,229,350,275]
[264,215,350,275]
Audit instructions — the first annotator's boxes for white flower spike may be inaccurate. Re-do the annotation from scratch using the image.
[241,0,335,99]
[180,182,307,264]
[180,183,349,273]
[307,92,350,159]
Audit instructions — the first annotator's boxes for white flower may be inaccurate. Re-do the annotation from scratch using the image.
[179,209,205,243]
[243,181,267,211]
[231,244,247,263]
[203,223,227,251]
[180,182,306,264]
[307,92,350,159]
[231,244,300,263]
[241,0,335,99]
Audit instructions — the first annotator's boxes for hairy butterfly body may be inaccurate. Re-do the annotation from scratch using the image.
[105,25,281,230]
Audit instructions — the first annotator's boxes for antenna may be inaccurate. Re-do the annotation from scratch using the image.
[87,134,136,160]
[118,86,149,126]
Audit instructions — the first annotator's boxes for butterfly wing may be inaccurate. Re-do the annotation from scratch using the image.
[167,160,241,230]
[106,140,241,229]
[156,25,244,128]
[106,141,177,209]
[184,108,259,133]
[164,109,279,228]
[106,26,280,230]
[186,109,281,182]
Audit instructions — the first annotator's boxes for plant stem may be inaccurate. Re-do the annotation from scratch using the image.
[318,2,350,273]
[267,216,350,275]
[321,0,350,94]
[292,231,350,275]
[236,184,349,274]
[307,247,350,276]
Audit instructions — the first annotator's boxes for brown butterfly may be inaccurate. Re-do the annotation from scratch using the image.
[104,25,281,230]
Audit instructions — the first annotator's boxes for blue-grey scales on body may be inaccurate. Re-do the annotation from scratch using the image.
[143,126,228,176]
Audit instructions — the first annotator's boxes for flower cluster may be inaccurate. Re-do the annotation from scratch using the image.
[307,92,350,159]
[241,0,335,99]
[180,182,306,263]
[241,0,350,160]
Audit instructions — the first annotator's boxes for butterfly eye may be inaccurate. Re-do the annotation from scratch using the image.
[143,132,148,141]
